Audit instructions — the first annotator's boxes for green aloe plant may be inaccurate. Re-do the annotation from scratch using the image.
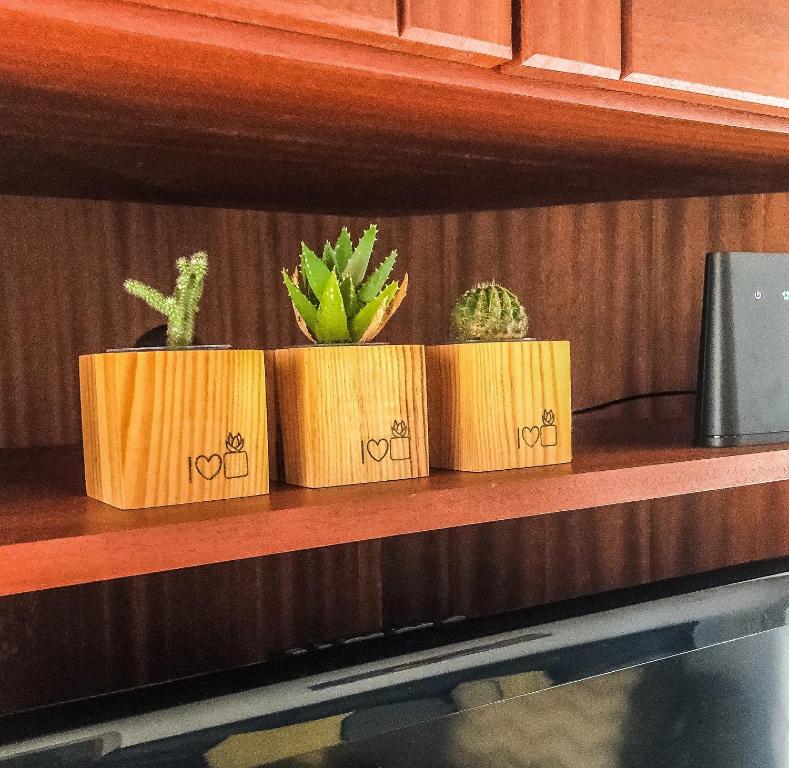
[124,251,208,347]
[282,225,408,344]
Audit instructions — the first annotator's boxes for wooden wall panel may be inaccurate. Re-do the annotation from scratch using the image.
[381,482,789,627]
[517,0,621,78]
[401,0,512,65]
[0,541,382,714]
[3,192,789,451]
[623,0,789,108]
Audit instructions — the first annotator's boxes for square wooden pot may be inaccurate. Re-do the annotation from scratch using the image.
[426,340,572,472]
[79,349,268,509]
[271,345,429,488]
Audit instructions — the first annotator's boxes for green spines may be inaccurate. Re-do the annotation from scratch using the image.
[300,243,331,298]
[124,251,208,347]
[282,269,318,335]
[450,282,528,341]
[282,225,407,344]
[333,227,354,276]
[358,249,396,303]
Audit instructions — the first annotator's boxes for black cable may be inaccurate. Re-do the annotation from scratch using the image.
[572,389,697,416]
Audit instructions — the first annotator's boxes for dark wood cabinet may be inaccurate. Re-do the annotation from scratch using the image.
[381,483,789,628]
[1,0,789,213]
[127,0,511,65]
[401,0,512,65]
[623,0,789,108]
[0,543,383,714]
[127,0,400,47]
[3,478,787,715]
[1,0,789,721]
[515,0,621,78]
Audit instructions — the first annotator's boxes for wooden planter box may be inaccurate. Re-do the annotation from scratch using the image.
[271,345,429,488]
[79,349,268,509]
[426,340,572,472]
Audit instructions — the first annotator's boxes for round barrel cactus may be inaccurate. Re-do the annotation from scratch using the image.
[450,282,528,341]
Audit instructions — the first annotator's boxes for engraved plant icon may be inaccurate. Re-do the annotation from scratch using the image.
[392,420,408,438]
[223,432,249,479]
[540,410,557,447]
[390,419,411,461]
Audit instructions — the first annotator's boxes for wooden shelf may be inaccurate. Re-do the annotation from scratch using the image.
[1,2,789,213]
[4,406,789,597]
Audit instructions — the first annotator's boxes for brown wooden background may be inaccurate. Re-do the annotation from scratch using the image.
[2,192,789,450]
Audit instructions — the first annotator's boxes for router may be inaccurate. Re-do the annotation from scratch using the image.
[696,251,789,447]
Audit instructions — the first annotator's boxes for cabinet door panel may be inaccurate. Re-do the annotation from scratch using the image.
[401,0,512,66]
[127,0,399,45]
[623,0,789,107]
[517,0,621,79]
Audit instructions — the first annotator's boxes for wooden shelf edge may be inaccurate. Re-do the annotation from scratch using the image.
[1,0,789,215]
[3,426,789,596]
[5,0,787,134]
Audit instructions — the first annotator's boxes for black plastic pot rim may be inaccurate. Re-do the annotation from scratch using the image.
[440,337,537,344]
[105,345,232,353]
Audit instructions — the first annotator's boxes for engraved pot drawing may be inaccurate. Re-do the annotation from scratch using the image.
[223,432,249,479]
[390,419,411,461]
[540,410,557,447]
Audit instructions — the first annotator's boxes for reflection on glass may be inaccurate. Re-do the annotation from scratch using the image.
[2,572,788,767]
[265,629,789,768]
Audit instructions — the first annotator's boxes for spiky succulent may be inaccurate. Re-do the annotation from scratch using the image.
[450,282,528,341]
[282,225,408,344]
[124,251,208,347]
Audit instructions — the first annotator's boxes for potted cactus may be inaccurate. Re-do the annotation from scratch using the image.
[272,225,428,488]
[426,282,571,472]
[79,252,268,509]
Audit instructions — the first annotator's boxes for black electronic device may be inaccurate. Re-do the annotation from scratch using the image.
[697,251,789,447]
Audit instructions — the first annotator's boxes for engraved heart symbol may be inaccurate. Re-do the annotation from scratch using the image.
[195,453,222,480]
[522,426,540,447]
[366,438,389,462]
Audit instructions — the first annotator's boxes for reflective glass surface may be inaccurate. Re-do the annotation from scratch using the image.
[271,625,789,768]
[2,569,788,767]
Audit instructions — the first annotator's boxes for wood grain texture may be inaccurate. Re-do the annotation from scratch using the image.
[381,481,789,627]
[79,350,268,509]
[5,403,789,595]
[516,0,621,78]
[272,345,429,487]
[124,0,400,46]
[426,340,572,471]
[400,0,512,66]
[133,0,512,66]
[623,0,789,108]
[4,193,789,452]
[0,541,382,714]
[3,477,786,715]
[0,2,788,212]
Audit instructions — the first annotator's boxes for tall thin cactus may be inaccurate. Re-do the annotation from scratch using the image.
[124,251,208,347]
